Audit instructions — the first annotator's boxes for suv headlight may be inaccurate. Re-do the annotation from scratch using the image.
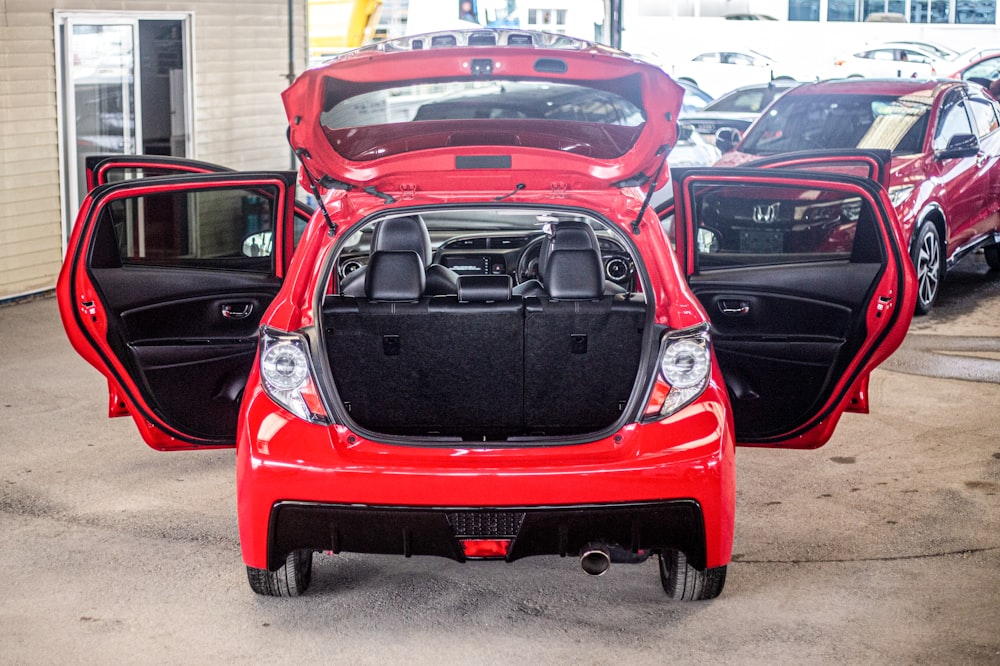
[259,327,328,422]
[644,324,712,419]
[888,185,915,208]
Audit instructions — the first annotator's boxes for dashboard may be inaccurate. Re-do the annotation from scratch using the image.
[338,231,636,291]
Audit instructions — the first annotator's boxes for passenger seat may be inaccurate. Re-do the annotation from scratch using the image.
[340,216,459,296]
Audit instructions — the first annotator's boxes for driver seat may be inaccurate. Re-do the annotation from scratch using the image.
[513,221,625,298]
[340,216,459,297]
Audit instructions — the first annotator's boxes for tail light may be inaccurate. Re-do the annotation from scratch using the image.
[643,324,712,420]
[259,327,328,423]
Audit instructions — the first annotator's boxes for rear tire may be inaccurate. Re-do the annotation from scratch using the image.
[246,549,313,597]
[985,244,1000,270]
[912,221,943,315]
[658,550,727,601]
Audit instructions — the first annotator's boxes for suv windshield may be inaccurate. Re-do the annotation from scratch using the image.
[739,92,931,156]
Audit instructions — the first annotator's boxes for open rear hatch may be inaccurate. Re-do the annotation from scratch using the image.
[283,30,684,194]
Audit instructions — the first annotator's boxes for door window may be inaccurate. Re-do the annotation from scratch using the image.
[97,186,280,273]
[967,91,1000,137]
[933,95,975,150]
[688,182,883,271]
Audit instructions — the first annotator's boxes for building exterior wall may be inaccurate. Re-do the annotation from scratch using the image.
[0,0,307,301]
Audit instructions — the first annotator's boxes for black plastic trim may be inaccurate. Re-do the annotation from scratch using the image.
[266,500,706,571]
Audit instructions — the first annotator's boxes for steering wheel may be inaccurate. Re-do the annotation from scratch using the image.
[515,235,547,284]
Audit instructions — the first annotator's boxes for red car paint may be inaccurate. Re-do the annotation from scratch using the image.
[58,31,915,600]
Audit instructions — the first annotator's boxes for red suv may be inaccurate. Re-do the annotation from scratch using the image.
[716,78,1000,314]
[59,31,914,600]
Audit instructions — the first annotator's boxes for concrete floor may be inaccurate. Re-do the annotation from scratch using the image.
[1,257,998,665]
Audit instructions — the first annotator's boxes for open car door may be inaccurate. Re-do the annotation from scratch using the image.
[668,167,915,448]
[58,171,300,450]
[86,154,315,252]
[742,149,892,188]
[85,154,234,191]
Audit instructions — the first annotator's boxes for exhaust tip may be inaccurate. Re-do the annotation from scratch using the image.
[580,544,612,576]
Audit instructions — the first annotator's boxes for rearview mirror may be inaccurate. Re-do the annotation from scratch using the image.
[715,127,742,153]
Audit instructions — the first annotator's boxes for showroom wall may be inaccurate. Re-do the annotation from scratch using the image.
[0,1,307,301]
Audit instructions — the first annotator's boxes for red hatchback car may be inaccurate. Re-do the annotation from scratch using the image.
[58,31,915,600]
[715,78,1000,314]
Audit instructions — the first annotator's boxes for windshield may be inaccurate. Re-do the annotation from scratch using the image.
[739,92,931,156]
[703,85,791,113]
[320,77,647,161]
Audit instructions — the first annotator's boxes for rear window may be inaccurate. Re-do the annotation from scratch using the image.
[739,92,932,156]
[319,76,646,161]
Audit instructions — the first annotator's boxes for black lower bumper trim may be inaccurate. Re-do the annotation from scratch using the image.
[267,500,706,572]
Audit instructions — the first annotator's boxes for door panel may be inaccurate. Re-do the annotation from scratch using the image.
[58,172,298,449]
[743,148,891,188]
[671,168,914,448]
[691,264,877,438]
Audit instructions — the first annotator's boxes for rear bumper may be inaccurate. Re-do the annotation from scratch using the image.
[266,500,706,571]
[236,380,735,571]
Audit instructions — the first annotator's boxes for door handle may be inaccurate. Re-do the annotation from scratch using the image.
[222,303,254,319]
[718,300,750,316]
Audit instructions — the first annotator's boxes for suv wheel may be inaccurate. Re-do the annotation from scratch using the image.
[658,549,727,601]
[985,244,1000,270]
[246,550,313,597]
[912,221,942,315]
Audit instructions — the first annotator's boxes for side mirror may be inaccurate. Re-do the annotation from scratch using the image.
[715,127,742,153]
[697,227,721,254]
[935,133,980,160]
[242,231,273,257]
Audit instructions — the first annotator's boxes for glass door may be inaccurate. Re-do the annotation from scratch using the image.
[58,13,192,243]
[61,19,141,234]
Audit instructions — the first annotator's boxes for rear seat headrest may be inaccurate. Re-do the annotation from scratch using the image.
[365,251,425,301]
[457,275,512,303]
[544,248,604,300]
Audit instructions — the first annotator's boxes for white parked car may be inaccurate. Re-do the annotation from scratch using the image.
[669,48,805,98]
[831,44,943,79]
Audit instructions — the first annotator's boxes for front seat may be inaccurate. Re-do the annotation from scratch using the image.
[340,216,459,297]
[513,221,625,297]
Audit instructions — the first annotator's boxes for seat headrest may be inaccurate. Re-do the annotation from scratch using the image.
[370,216,432,264]
[457,275,512,303]
[364,251,425,301]
[544,248,605,300]
[538,221,601,278]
